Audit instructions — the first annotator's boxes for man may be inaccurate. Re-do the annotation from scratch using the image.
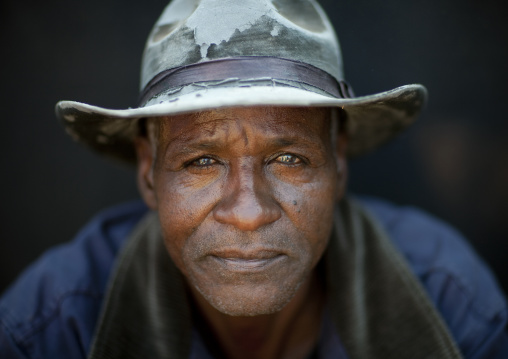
[1,0,507,358]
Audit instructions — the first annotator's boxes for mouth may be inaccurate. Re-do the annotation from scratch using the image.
[209,250,286,272]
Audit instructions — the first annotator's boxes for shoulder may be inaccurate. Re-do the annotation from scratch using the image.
[357,196,508,359]
[0,201,148,359]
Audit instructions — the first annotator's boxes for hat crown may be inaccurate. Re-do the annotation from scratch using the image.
[141,0,344,91]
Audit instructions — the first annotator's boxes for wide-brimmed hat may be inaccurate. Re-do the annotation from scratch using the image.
[56,0,427,163]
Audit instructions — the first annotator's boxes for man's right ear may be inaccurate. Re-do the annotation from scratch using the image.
[134,137,158,210]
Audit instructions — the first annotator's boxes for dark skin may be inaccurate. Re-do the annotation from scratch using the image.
[135,106,348,359]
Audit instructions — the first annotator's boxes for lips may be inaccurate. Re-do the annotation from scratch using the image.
[208,249,286,272]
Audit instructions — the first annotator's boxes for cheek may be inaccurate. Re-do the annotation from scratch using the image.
[270,167,338,260]
[272,165,338,214]
[154,172,223,275]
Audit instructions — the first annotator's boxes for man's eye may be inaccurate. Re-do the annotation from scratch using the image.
[191,157,216,167]
[276,154,301,165]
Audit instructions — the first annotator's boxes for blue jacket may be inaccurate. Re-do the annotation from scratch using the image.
[1,198,507,358]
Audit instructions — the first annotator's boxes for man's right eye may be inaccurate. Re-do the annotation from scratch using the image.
[191,157,216,167]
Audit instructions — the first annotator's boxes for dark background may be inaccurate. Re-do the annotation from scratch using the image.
[1,0,507,295]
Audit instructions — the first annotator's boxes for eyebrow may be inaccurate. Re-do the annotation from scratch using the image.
[167,135,326,157]
[272,138,300,148]
[173,142,220,155]
[268,135,328,151]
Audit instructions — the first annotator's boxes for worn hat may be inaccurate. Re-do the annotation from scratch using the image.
[56,0,427,163]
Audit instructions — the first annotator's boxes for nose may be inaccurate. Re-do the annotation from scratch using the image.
[213,166,281,231]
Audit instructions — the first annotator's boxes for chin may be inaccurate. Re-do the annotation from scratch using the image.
[194,280,305,317]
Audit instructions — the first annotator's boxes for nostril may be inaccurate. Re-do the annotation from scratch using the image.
[213,191,281,231]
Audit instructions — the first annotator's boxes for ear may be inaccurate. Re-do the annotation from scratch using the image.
[335,132,348,201]
[134,136,158,210]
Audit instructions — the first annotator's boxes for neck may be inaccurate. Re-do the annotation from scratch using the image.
[189,270,324,359]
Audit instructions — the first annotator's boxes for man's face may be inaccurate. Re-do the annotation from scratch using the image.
[136,107,347,316]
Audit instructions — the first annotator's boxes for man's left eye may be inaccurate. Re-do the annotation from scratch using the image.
[276,154,301,165]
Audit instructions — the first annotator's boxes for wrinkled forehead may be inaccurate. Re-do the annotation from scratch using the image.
[151,106,335,147]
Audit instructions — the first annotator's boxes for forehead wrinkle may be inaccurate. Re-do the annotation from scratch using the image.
[155,107,333,157]
[158,116,238,154]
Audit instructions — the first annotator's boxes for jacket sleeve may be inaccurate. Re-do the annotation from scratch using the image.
[423,268,508,359]
[0,201,148,359]
[0,324,30,358]
[485,333,508,359]
[359,197,508,359]
[0,269,104,359]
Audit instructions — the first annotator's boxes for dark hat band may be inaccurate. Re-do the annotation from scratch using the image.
[139,56,354,106]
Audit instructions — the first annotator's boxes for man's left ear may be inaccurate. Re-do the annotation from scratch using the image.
[335,132,348,201]
[134,137,158,210]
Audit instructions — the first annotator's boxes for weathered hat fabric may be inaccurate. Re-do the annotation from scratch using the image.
[56,0,427,163]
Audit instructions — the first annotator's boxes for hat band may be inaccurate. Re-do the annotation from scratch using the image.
[139,56,354,106]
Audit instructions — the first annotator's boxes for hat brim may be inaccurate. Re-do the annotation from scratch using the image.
[56,84,427,163]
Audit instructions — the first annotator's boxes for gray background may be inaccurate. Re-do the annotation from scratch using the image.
[1,0,507,295]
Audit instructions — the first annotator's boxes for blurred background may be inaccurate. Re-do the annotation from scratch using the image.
[1,0,507,295]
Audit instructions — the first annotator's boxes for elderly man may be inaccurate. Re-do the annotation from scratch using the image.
[1,0,507,358]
